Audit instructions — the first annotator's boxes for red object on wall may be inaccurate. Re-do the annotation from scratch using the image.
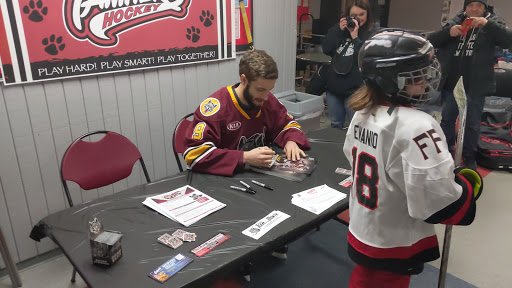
[297,0,310,21]
[236,0,253,51]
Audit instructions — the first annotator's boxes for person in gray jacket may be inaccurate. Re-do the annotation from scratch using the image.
[428,0,512,169]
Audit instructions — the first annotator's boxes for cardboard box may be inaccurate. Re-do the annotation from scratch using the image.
[89,218,123,266]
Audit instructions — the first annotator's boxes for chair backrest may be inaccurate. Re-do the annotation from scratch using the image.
[61,131,151,206]
[173,113,194,172]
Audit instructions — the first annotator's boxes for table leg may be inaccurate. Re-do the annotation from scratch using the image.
[241,261,253,282]
[0,227,22,287]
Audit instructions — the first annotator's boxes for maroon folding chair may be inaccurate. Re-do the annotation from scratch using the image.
[172,113,194,172]
[60,130,151,282]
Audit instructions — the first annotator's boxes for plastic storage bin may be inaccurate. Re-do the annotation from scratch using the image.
[274,90,324,133]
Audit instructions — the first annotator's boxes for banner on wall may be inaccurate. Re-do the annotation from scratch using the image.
[297,0,309,22]
[234,0,252,52]
[0,0,235,85]
[0,3,12,83]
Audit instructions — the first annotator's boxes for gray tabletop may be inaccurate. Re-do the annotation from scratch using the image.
[31,128,350,288]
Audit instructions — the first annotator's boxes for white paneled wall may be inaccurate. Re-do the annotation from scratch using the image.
[0,0,298,267]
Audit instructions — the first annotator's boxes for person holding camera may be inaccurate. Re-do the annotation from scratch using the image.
[428,0,512,169]
[322,0,377,129]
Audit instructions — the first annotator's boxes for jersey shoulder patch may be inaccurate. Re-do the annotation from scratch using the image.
[200,98,221,117]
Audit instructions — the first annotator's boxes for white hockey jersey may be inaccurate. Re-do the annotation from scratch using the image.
[343,105,476,274]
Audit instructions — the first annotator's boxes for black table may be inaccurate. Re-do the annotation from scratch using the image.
[31,128,350,288]
[296,52,332,65]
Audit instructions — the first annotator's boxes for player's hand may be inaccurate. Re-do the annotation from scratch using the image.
[349,20,360,39]
[284,141,306,162]
[455,167,483,200]
[470,17,488,28]
[243,146,275,167]
[450,25,463,37]
[339,18,348,31]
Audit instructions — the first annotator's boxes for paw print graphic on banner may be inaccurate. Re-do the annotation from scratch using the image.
[186,26,201,43]
[42,35,65,56]
[23,0,48,22]
[200,10,214,27]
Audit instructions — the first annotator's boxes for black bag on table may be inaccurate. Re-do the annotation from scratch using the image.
[476,96,512,172]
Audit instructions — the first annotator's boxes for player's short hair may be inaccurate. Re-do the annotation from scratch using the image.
[239,50,278,83]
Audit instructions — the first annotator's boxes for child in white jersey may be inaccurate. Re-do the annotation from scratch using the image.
[343,29,483,288]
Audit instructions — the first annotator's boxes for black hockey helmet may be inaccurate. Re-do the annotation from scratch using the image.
[358,28,441,106]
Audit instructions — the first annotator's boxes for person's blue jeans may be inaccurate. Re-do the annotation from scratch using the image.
[440,89,485,160]
[326,90,355,129]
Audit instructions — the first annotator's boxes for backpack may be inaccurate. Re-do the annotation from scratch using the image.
[476,97,512,172]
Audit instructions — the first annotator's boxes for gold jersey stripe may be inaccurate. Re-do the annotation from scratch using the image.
[185,145,213,166]
[283,122,301,130]
[228,86,250,119]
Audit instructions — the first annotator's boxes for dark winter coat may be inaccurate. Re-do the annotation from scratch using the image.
[428,7,512,97]
[322,24,377,96]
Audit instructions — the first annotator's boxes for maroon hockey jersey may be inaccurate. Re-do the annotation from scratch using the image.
[183,85,311,176]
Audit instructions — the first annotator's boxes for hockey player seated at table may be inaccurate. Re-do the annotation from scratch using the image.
[183,49,311,177]
[182,49,311,261]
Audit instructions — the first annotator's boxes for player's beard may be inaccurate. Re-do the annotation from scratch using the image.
[243,84,261,110]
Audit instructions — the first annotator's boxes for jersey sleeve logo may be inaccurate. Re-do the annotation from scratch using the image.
[200,98,221,117]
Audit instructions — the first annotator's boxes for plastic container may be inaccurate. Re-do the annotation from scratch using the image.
[274,90,324,133]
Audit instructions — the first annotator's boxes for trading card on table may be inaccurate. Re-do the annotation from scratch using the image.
[183,232,196,242]
[191,233,231,257]
[158,233,173,244]
[167,236,183,249]
[158,234,183,249]
[172,229,187,240]
[148,253,193,283]
[338,176,353,188]
[335,167,352,175]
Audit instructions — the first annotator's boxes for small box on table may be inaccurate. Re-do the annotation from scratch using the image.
[88,218,123,266]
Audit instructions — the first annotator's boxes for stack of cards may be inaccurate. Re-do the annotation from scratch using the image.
[158,233,183,249]
[142,185,226,227]
[183,232,196,242]
[292,185,346,215]
[171,229,187,240]
[335,167,352,175]
[171,229,196,242]
[158,229,197,249]
[338,176,353,187]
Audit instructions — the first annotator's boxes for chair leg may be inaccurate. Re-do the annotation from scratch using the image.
[71,267,77,283]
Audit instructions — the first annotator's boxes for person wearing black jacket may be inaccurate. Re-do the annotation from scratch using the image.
[322,0,377,129]
[428,0,512,169]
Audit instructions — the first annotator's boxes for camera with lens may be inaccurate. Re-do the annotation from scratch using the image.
[345,16,360,29]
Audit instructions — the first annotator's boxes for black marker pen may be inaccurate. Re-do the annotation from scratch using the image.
[230,186,256,195]
[239,181,257,193]
[251,180,273,190]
